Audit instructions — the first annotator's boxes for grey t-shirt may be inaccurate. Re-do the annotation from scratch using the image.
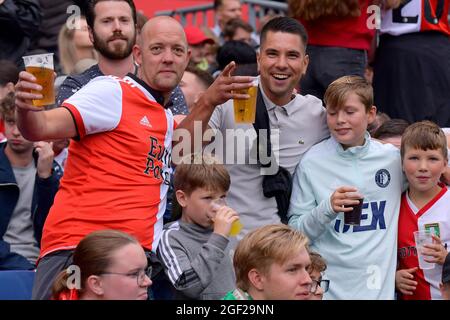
[4,162,40,264]
[208,85,329,248]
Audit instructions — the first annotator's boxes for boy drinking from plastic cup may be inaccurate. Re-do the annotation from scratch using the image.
[22,53,55,107]
[157,153,239,300]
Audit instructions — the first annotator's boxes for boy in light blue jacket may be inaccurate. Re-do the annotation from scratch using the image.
[288,75,403,300]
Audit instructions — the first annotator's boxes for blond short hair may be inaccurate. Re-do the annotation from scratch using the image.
[324,75,373,112]
[233,224,309,291]
[401,120,448,160]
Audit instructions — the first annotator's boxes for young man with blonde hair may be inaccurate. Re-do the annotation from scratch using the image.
[224,224,312,300]
[288,75,404,299]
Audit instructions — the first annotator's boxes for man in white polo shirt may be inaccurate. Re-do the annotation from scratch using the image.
[208,17,329,247]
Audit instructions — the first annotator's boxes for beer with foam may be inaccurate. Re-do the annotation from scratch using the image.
[22,53,55,107]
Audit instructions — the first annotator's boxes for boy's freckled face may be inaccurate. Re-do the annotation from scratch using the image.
[179,187,227,228]
[402,147,447,193]
[259,246,312,300]
[326,93,376,149]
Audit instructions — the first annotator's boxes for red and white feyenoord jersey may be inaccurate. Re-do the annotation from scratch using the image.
[40,74,174,258]
[381,0,450,36]
[398,184,450,299]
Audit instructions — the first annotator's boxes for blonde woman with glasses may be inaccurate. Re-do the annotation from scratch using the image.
[52,230,152,300]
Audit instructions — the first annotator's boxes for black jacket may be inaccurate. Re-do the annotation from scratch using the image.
[0,142,61,270]
[0,0,41,67]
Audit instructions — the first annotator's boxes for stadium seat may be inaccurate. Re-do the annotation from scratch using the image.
[0,270,35,300]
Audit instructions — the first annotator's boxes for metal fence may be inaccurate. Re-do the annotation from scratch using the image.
[155,0,288,29]
[156,2,450,31]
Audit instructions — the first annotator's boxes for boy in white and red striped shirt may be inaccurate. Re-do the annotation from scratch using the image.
[397,121,450,300]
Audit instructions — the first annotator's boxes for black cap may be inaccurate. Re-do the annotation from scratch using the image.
[443,252,450,284]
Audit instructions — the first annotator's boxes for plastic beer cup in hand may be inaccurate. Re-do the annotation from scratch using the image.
[344,198,364,226]
[233,77,258,124]
[210,199,242,237]
[414,230,435,270]
[22,53,55,107]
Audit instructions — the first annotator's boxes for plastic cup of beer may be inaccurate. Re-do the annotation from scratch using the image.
[22,53,55,107]
[414,230,435,270]
[233,78,258,124]
[210,199,242,237]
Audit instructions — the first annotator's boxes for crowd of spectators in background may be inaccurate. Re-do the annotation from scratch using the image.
[1,0,450,301]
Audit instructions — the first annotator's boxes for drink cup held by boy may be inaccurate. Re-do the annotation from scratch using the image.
[414,230,436,270]
[330,188,364,226]
[209,198,243,236]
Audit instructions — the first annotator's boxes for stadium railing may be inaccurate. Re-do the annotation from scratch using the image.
[155,0,288,29]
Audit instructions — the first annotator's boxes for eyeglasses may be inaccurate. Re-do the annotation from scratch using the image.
[310,279,330,294]
[99,266,152,286]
